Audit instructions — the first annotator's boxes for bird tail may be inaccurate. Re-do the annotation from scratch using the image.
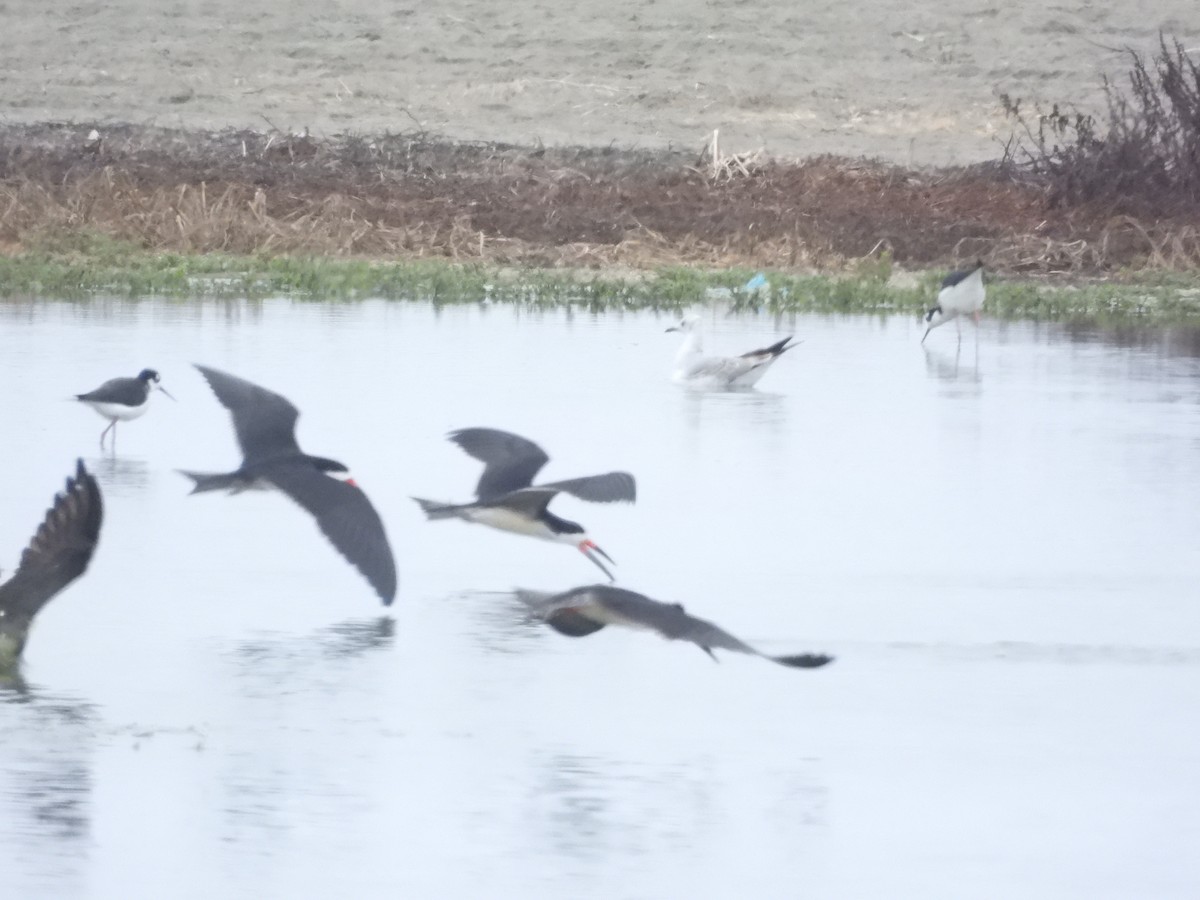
[411,497,464,520]
[178,470,242,494]
[762,336,797,357]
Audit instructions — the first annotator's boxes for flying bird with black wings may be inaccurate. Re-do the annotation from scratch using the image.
[516,585,833,669]
[180,365,397,605]
[1,460,103,667]
[412,428,635,581]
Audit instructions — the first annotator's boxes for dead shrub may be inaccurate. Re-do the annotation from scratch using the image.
[1000,35,1200,218]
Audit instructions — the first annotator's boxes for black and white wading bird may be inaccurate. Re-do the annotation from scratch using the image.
[75,368,174,448]
[922,260,986,344]
[412,428,635,581]
[516,585,834,669]
[180,365,397,605]
[1,460,103,668]
[666,314,797,388]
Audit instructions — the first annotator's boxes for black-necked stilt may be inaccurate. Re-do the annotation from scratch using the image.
[666,314,797,388]
[922,260,986,344]
[1,460,103,667]
[516,585,834,669]
[179,365,397,606]
[75,368,174,448]
[412,428,635,581]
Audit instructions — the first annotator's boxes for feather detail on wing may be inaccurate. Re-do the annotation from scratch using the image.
[194,365,302,462]
[0,460,103,622]
[263,463,397,605]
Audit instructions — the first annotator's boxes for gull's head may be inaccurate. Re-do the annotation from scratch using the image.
[665,313,701,334]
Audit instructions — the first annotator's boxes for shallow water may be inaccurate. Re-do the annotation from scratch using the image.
[1,300,1198,899]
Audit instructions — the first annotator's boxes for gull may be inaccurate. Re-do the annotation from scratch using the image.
[516,584,834,669]
[180,365,397,605]
[1,460,103,667]
[412,428,635,581]
[922,260,986,344]
[666,314,797,388]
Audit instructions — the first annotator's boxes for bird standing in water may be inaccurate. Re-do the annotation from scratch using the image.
[75,368,174,448]
[922,261,986,344]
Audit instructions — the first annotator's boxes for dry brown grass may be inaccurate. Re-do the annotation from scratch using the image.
[2,122,1199,273]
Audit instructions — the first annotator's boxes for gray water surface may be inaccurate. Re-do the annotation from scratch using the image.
[1,300,1198,898]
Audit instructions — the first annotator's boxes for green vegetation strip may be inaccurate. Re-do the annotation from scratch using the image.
[2,239,1199,321]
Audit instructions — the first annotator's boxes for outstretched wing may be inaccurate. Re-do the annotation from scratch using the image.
[0,460,103,621]
[538,472,637,503]
[263,463,397,605]
[195,365,302,463]
[672,611,835,669]
[448,428,550,500]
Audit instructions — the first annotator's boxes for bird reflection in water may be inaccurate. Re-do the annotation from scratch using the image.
[231,616,396,672]
[682,387,788,433]
[0,683,96,890]
[87,454,152,495]
[923,343,981,388]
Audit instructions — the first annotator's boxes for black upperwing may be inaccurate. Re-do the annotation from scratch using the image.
[448,428,551,500]
[538,472,637,504]
[263,462,398,606]
[941,260,985,289]
[195,365,303,463]
[0,460,103,624]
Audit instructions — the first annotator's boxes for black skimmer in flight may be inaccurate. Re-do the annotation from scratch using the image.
[1,460,103,668]
[922,260,986,344]
[516,585,834,669]
[180,365,397,605]
[412,428,635,581]
[666,314,797,388]
[75,368,174,448]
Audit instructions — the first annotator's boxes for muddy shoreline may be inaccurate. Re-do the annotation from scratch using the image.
[3,121,1198,276]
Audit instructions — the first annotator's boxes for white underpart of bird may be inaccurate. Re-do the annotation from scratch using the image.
[666,314,796,388]
[922,262,986,343]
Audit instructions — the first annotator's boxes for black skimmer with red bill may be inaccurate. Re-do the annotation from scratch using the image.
[75,368,174,448]
[666,315,797,388]
[922,260,986,344]
[412,428,635,581]
[179,365,397,606]
[1,460,103,667]
[516,585,833,669]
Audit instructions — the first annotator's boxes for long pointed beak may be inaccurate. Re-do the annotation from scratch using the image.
[920,328,931,345]
[579,539,616,582]
[157,385,176,401]
[665,326,679,333]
